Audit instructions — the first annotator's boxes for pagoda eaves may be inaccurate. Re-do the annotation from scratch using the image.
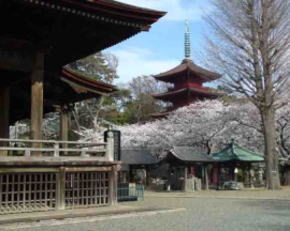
[153,59,221,83]
[152,87,221,102]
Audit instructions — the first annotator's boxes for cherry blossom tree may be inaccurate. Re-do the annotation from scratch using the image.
[120,100,264,154]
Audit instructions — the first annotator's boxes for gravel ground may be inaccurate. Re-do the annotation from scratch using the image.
[17,196,290,231]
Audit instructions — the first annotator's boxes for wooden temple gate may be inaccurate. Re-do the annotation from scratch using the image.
[0,0,164,214]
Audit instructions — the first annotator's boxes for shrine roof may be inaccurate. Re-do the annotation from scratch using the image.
[153,59,221,83]
[210,140,264,162]
[167,146,214,163]
[121,149,160,166]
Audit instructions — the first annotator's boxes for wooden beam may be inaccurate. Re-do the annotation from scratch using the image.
[30,52,44,156]
[0,87,9,156]
[62,167,112,172]
[0,47,34,73]
[60,106,69,155]
[0,167,59,173]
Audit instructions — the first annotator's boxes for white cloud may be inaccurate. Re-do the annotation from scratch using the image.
[110,47,179,82]
[116,0,211,21]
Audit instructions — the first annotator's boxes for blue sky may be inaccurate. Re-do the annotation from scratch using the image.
[105,0,212,83]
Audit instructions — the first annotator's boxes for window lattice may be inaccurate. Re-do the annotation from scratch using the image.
[0,173,57,214]
[65,172,109,208]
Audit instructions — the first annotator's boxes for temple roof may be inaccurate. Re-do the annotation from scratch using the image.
[121,149,160,166]
[2,0,165,124]
[153,59,221,83]
[164,146,214,163]
[10,68,117,124]
[16,0,165,28]
[0,0,166,68]
[210,140,264,162]
[152,87,221,101]
[61,68,117,95]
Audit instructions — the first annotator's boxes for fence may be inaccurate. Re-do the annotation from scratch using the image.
[0,172,57,214]
[65,171,109,209]
[117,184,144,202]
[0,169,115,215]
[0,137,115,162]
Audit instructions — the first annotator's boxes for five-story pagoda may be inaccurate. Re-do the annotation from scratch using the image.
[152,21,222,118]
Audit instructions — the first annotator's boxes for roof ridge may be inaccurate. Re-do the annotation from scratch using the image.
[232,142,263,156]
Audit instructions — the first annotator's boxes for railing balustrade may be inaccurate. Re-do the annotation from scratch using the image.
[0,137,114,160]
[0,132,117,214]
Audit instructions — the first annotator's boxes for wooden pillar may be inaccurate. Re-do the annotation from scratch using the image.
[249,164,255,188]
[167,165,172,191]
[191,165,195,177]
[217,164,221,190]
[145,168,151,187]
[30,52,44,156]
[56,168,66,210]
[243,166,250,187]
[60,106,69,155]
[204,165,209,190]
[109,165,118,206]
[183,166,188,192]
[212,164,218,186]
[0,87,9,156]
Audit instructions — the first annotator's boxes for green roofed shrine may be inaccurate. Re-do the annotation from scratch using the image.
[210,140,265,189]
[211,140,264,163]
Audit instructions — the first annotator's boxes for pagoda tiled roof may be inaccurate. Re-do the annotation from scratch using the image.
[154,59,221,83]
[152,87,221,101]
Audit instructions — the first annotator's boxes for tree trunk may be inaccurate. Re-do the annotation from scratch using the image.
[261,108,280,189]
[283,168,290,186]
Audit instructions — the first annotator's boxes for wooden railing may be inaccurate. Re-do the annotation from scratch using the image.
[0,133,114,161]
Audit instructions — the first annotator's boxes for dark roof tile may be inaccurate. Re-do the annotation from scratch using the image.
[121,149,160,165]
[170,146,214,162]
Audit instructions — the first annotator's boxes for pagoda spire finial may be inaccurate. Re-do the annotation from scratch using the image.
[184,19,191,59]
